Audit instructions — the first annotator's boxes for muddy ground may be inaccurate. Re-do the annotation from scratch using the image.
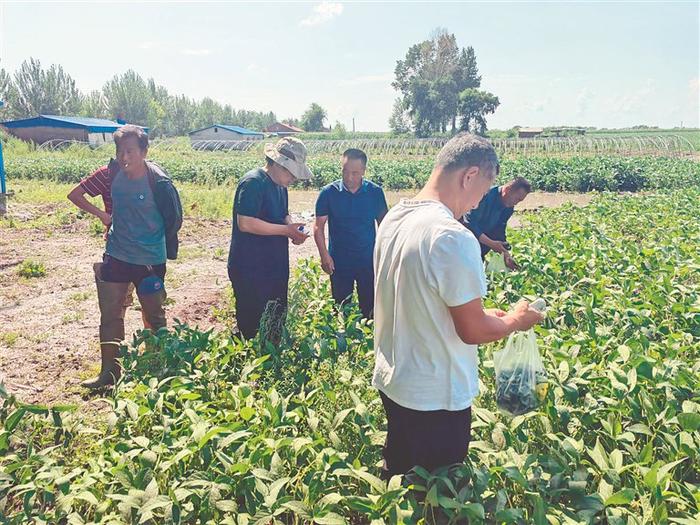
[0,190,591,410]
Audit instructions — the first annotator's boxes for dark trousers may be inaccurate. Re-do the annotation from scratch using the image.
[330,264,374,319]
[229,265,288,340]
[101,254,166,283]
[480,225,507,259]
[379,391,472,479]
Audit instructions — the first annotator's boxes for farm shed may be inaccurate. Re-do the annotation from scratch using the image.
[518,127,544,138]
[548,127,587,137]
[188,124,264,142]
[263,122,305,136]
[0,115,148,146]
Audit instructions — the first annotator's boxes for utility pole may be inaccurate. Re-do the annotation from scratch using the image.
[352,117,355,134]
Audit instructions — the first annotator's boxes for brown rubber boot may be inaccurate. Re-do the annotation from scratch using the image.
[84,264,130,389]
[81,342,121,389]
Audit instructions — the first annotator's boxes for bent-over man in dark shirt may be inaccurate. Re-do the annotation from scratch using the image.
[462,176,531,270]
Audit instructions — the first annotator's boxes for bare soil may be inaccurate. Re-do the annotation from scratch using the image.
[0,191,591,409]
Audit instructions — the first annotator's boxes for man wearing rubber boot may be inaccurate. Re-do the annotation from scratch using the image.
[68,125,182,388]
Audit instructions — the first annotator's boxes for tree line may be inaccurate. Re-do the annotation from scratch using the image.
[0,59,292,137]
[1,30,500,139]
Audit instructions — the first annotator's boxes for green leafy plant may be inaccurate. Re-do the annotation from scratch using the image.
[17,259,46,278]
[1,191,699,524]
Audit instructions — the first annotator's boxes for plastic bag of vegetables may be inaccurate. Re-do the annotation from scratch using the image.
[493,300,549,416]
[485,251,508,273]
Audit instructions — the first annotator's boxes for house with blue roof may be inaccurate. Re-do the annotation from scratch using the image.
[0,115,148,146]
[188,124,264,143]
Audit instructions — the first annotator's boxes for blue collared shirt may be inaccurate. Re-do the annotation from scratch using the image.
[316,179,388,269]
[463,186,514,240]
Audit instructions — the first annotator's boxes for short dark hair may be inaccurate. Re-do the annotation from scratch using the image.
[113,125,149,151]
[508,176,532,193]
[435,133,499,177]
[342,148,367,166]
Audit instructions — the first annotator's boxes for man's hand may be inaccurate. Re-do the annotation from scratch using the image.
[98,211,112,227]
[510,300,545,331]
[485,308,508,318]
[490,240,510,254]
[503,253,519,270]
[321,254,335,275]
[287,223,309,245]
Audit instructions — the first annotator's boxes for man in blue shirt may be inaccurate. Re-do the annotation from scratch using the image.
[314,149,388,318]
[462,177,531,270]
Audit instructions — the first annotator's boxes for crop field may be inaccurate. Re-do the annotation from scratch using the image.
[3,139,700,192]
[1,190,699,524]
[1,129,699,524]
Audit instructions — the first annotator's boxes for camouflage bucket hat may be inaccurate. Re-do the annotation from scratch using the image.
[264,137,313,181]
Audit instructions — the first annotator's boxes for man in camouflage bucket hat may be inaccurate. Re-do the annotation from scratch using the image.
[228,137,312,340]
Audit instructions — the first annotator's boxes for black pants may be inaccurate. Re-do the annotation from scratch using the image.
[379,391,472,479]
[228,265,288,340]
[330,264,374,319]
[101,254,166,284]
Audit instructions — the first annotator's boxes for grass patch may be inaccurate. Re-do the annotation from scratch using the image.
[61,311,85,325]
[69,291,91,303]
[17,259,47,278]
[0,332,20,347]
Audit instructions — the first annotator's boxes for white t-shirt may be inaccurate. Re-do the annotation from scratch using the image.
[372,199,487,411]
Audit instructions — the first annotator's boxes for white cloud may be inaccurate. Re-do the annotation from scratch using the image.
[300,2,344,27]
[181,48,212,57]
[247,63,269,74]
[338,73,393,87]
[138,41,161,50]
[613,79,656,114]
[575,87,594,115]
[689,77,699,99]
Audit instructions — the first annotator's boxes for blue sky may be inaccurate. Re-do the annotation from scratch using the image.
[1,1,698,131]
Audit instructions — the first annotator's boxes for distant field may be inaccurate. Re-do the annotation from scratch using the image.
[586,129,700,150]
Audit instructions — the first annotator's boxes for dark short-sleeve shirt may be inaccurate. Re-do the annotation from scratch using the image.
[228,168,289,277]
[315,179,388,269]
[463,185,514,241]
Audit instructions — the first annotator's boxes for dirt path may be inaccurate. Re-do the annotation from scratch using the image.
[0,191,590,409]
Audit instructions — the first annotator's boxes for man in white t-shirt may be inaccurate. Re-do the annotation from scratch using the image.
[373,133,544,478]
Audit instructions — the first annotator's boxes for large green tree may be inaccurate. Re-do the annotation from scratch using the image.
[458,88,500,135]
[388,98,411,135]
[300,103,327,132]
[102,70,151,125]
[393,30,487,137]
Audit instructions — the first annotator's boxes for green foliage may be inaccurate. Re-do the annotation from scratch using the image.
[0,59,277,137]
[300,103,328,132]
[17,259,46,278]
[7,149,698,192]
[458,88,500,135]
[2,58,81,118]
[393,31,483,136]
[2,191,699,523]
